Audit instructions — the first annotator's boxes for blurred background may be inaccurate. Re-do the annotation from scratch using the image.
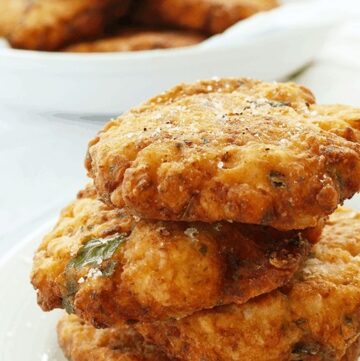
[0,0,360,254]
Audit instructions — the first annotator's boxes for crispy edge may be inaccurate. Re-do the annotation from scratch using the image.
[31,184,135,311]
[310,104,360,143]
[57,314,172,361]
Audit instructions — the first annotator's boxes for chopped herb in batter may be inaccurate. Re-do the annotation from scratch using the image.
[67,234,128,270]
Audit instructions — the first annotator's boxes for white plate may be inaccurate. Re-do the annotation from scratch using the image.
[1,195,360,361]
[0,0,340,114]
[0,219,65,361]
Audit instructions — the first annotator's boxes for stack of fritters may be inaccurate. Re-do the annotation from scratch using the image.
[31,78,360,360]
[0,0,278,52]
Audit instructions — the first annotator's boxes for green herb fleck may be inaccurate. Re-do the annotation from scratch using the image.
[67,234,128,270]
[62,295,75,314]
[62,235,127,314]
[268,101,289,108]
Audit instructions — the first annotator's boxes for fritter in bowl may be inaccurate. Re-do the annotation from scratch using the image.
[131,0,279,34]
[63,28,206,53]
[31,185,313,327]
[57,314,173,361]
[2,0,131,51]
[136,208,360,361]
[86,78,360,230]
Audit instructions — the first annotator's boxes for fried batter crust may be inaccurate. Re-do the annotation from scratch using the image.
[63,28,206,52]
[137,208,360,361]
[310,104,360,143]
[31,185,312,327]
[3,0,131,51]
[342,337,360,361]
[86,78,360,230]
[57,314,172,361]
[31,185,134,312]
[132,0,278,34]
[0,0,25,36]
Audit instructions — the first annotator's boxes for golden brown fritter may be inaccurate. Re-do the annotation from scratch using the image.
[0,0,25,37]
[57,314,360,361]
[57,314,173,361]
[342,337,360,361]
[309,104,360,143]
[31,185,134,313]
[85,78,360,231]
[137,208,360,361]
[31,185,313,327]
[131,0,279,34]
[2,0,131,51]
[63,28,206,52]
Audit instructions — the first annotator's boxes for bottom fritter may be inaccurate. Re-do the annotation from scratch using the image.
[57,315,360,361]
[136,208,360,361]
[57,314,174,361]
[342,337,360,361]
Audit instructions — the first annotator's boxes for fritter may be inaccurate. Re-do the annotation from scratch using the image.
[131,0,279,34]
[137,208,360,361]
[2,0,131,51]
[86,78,360,231]
[31,185,313,327]
[57,314,173,361]
[309,104,360,143]
[63,28,206,52]
[0,0,24,37]
[58,315,360,361]
[342,337,360,361]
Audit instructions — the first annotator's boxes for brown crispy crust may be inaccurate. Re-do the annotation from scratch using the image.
[131,0,279,34]
[342,337,360,361]
[0,0,25,37]
[310,104,360,143]
[57,314,173,361]
[31,185,312,327]
[4,0,131,51]
[136,208,360,361]
[57,313,360,361]
[86,78,360,230]
[63,27,206,53]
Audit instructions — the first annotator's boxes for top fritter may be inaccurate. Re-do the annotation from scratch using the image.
[86,78,360,230]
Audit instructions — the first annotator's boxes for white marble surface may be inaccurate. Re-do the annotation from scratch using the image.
[0,0,360,256]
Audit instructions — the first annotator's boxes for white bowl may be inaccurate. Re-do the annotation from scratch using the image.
[0,0,340,114]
